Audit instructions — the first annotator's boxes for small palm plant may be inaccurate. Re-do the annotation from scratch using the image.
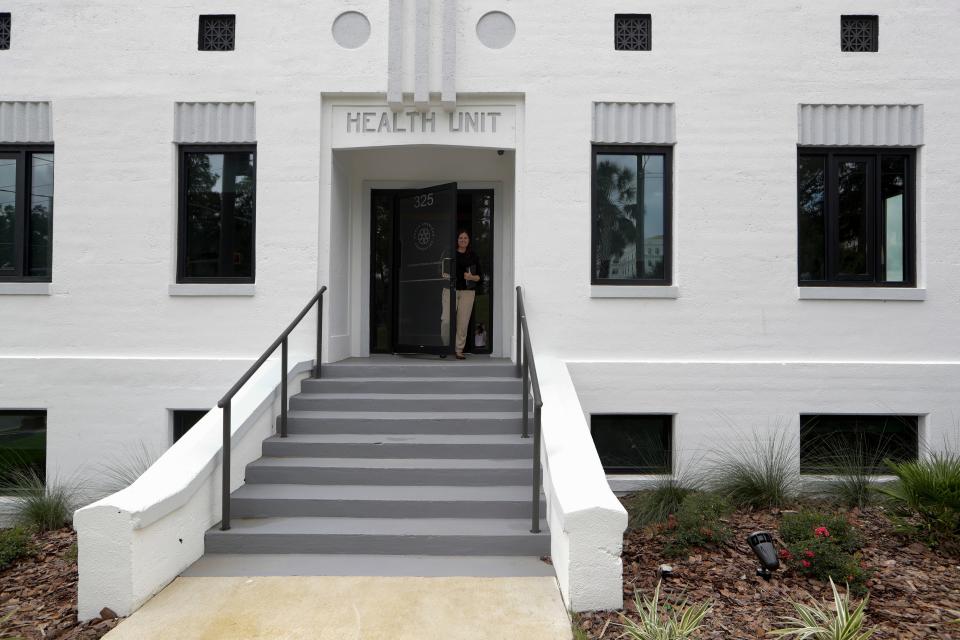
[769,578,876,639]
[619,581,711,639]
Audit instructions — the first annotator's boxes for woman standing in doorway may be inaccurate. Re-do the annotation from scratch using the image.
[454,230,482,360]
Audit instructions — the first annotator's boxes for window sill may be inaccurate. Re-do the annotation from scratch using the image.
[606,474,672,493]
[797,287,925,301]
[168,283,256,297]
[0,282,51,295]
[591,285,679,299]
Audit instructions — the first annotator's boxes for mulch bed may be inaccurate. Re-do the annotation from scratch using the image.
[577,505,960,639]
[0,528,120,640]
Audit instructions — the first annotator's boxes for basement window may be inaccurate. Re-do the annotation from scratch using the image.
[0,147,55,281]
[173,410,207,443]
[800,414,919,474]
[591,414,672,474]
[0,410,46,491]
[199,15,236,51]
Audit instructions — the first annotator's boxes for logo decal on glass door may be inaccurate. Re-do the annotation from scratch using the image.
[414,222,437,251]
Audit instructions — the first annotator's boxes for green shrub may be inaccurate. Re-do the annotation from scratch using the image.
[0,526,34,571]
[778,511,868,594]
[710,429,799,509]
[879,452,960,547]
[769,578,876,639]
[661,492,733,557]
[619,581,711,639]
[5,467,83,532]
[780,512,863,553]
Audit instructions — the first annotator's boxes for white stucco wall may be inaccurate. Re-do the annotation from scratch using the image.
[1,0,959,615]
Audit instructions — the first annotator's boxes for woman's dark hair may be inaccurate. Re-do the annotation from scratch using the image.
[457,229,471,239]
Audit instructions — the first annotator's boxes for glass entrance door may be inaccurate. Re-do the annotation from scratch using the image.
[393,183,458,354]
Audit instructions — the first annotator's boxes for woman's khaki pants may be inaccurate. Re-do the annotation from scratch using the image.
[440,289,476,353]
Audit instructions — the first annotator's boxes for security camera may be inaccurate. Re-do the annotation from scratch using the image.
[497,149,505,156]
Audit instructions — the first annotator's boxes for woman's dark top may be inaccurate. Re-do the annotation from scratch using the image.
[456,250,482,290]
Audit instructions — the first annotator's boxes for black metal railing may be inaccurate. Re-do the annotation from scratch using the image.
[516,286,543,534]
[216,286,326,531]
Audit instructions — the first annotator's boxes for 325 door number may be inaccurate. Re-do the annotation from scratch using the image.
[413,193,435,208]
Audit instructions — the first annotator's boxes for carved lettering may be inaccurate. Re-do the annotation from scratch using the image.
[345,109,506,135]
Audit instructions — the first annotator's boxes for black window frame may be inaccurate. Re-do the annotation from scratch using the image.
[797,146,916,287]
[0,409,47,492]
[799,414,919,475]
[591,144,673,286]
[841,15,879,53]
[198,14,236,51]
[590,413,673,475]
[0,145,54,282]
[176,144,257,284]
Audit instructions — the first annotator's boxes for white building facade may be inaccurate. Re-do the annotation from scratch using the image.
[1,0,959,619]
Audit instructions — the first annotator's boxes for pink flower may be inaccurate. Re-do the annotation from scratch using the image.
[779,549,792,559]
[814,527,830,538]
[804,550,815,559]
[801,560,811,568]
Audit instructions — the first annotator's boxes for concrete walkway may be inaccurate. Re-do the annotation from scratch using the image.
[104,576,571,640]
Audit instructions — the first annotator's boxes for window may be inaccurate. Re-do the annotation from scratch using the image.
[0,147,54,281]
[615,14,651,51]
[173,410,206,443]
[0,411,46,491]
[177,146,256,283]
[797,148,914,286]
[591,414,672,474]
[592,146,672,284]
[0,13,10,50]
[199,14,236,51]
[800,415,918,474]
[841,15,878,52]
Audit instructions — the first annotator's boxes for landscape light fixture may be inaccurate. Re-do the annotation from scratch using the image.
[746,531,780,580]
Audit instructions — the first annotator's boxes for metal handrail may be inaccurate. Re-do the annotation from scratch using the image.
[216,286,326,531]
[516,286,543,534]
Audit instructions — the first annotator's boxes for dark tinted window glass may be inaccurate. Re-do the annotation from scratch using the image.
[836,159,871,277]
[0,156,16,274]
[29,153,54,277]
[591,415,672,474]
[0,411,46,490]
[0,13,10,50]
[370,191,393,353]
[594,151,669,283]
[458,190,494,354]
[798,156,826,281]
[173,410,207,443]
[800,414,918,474]
[182,150,255,281]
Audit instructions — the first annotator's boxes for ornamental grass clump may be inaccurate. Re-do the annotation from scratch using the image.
[768,577,876,639]
[802,434,893,509]
[5,467,85,532]
[779,511,868,594]
[619,581,712,640]
[710,429,799,509]
[624,468,705,529]
[879,451,960,549]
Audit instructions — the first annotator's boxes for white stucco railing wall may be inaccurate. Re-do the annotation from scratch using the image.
[538,355,627,611]
[73,358,314,620]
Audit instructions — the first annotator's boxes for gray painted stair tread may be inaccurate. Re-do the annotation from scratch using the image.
[249,457,531,469]
[208,517,548,536]
[309,377,519,383]
[329,357,510,365]
[287,410,522,419]
[263,434,531,445]
[182,554,554,578]
[232,484,541,501]
[294,393,522,400]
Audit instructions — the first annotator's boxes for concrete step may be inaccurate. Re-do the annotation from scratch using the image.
[288,393,523,412]
[262,433,533,459]
[231,484,546,518]
[182,553,555,577]
[285,411,524,435]
[301,377,521,395]
[320,360,516,379]
[204,517,550,555]
[245,457,533,486]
